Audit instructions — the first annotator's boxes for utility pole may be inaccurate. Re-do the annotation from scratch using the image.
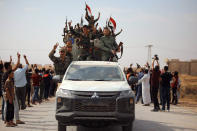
[145,44,153,65]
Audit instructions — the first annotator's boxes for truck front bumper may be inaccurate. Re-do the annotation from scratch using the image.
[55,95,135,126]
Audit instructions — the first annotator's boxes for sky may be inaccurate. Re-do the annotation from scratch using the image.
[0,0,197,68]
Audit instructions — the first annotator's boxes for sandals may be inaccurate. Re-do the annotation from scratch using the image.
[6,122,17,127]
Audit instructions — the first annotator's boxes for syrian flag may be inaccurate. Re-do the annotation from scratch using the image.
[86,3,92,16]
[109,17,116,31]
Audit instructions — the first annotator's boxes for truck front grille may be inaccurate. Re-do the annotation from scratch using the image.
[72,91,120,98]
[74,99,116,112]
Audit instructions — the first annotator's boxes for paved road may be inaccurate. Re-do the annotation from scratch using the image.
[0,98,197,131]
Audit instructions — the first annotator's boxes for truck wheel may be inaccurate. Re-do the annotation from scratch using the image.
[58,122,66,131]
[122,122,133,131]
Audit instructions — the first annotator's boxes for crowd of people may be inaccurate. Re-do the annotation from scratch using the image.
[124,55,181,112]
[0,54,57,127]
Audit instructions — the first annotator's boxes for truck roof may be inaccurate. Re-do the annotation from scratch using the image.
[71,61,120,66]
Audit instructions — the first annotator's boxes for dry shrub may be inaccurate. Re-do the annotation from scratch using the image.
[180,75,197,100]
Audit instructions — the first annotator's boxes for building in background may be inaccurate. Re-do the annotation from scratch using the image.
[167,59,197,76]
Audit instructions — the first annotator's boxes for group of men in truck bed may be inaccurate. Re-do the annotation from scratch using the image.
[49,5,123,77]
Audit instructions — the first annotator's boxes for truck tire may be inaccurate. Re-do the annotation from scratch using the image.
[122,121,133,131]
[58,122,66,131]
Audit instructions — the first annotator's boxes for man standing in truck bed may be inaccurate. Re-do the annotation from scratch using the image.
[49,43,72,79]
[99,27,120,62]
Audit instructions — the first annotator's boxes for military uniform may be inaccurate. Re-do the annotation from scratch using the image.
[78,35,93,61]
[48,50,72,76]
[70,28,93,61]
[99,35,118,62]
[85,11,99,27]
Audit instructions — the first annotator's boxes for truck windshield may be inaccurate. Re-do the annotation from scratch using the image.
[65,65,124,81]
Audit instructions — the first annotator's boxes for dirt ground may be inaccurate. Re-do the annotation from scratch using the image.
[178,98,197,112]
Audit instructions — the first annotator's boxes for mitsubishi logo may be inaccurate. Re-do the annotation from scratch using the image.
[91,92,99,99]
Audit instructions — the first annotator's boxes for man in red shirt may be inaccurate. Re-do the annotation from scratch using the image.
[31,69,42,104]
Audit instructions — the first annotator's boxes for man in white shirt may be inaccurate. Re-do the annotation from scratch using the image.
[138,69,151,106]
[14,55,29,110]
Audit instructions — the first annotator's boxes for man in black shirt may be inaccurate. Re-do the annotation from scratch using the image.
[160,66,172,111]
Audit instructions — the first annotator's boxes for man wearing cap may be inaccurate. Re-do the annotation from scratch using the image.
[49,43,72,79]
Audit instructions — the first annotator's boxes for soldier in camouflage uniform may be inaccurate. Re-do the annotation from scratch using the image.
[70,25,93,61]
[98,27,120,62]
[85,8,100,28]
[90,27,103,61]
[65,40,73,61]
[49,43,72,78]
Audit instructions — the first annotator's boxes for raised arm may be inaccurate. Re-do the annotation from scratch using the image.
[31,64,37,74]
[145,62,150,70]
[12,52,21,71]
[24,55,29,65]
[49,43,59,63]
[152,59,155,69]
[94,12,100,23]
[85,8,91,22]
[10,56,12,63]
[155,60,160,67]
[114,29,123,37]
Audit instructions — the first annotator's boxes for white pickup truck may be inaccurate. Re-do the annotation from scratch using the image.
[55,61,135,131]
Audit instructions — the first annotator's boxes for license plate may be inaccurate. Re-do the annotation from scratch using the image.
[82,100,107,106]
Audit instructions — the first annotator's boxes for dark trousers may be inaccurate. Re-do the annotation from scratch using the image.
[44,84,50,99]
[49,80,56,97]
[136,84,143,104]
[150,86,153,102]
[15,86,26,109]
[160,85,163,104]
[1,97,5,121]
[162,86,170,110]
[25,84,31,105]
[172,87,177,105]
[39,81,44,100]
[152,86,160,110]
[32,86,39,102]
[6,101,14,122]
[135,85,138,96]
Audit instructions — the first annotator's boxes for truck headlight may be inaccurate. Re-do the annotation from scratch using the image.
[56,88,72,98]
[120,90,132,97]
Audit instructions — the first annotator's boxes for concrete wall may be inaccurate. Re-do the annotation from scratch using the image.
[168,59,197,76]
[190,60,197,76]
